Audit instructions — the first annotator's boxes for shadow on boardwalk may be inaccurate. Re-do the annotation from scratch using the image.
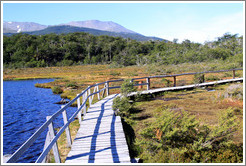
[65,94,131,163]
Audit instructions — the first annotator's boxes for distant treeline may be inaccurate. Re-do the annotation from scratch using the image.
[3,32,243,68]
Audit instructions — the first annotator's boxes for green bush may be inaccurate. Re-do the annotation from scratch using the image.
[52,86,63,94]
[112,96,132,117]
[110,71,121,76]
[134,92,153,102]
[206,75,221,81]
[56,59,74,66]
[108,61,123,68]
[65,82,78,88]
[120,79,137,97]
[136,108,241,163]
[161,78,172,87]
[193,73,205,84]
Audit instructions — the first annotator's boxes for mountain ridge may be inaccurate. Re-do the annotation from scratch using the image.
[3,20,166,41]
[4,25,165,42]
[3,20,136,34]
[3,21,48,32]
[60,20,137,34]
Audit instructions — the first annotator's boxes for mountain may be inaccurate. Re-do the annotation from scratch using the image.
[3,21,47,33]
[5,25,165,41]
[3,20,136,34]
[61,20,137,34]
[3,20,166,41]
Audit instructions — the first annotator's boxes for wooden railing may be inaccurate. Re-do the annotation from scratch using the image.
[131,68,243,90]
[6,68,243,163]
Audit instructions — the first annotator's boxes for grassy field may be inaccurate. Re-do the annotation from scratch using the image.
[123,83,243,162]
[3,62,243,100]
[131,84,243,142]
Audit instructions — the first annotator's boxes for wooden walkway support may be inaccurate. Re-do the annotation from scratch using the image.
[129,78,243,96]
[65,94,131,163]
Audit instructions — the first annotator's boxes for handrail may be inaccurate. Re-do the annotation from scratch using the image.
[6,86,91,163]
[132,68,243,81]
[6,68,243,163]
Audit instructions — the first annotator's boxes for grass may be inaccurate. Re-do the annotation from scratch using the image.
[46,119,80,163]
[3,62,243,100]
[124,83,243,162]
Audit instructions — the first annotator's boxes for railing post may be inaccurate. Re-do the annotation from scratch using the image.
[61,106,72,148]
[102,83,106,98]
[106,81,109,96]
[46,116,61,163]
[76,94,82,124]
[42,131,51,163]
[173,76,176,87]
[146,77,150,90]
[97,85,100,100]
[233,69,236,79]
[91,86,97,103]
[88,86,91,106]
[83,92,87,115]
[138,81,143,90]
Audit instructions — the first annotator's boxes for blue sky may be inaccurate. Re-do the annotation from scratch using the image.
[2,1,244,43]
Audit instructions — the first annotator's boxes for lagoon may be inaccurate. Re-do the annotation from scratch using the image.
[3,79,76,163]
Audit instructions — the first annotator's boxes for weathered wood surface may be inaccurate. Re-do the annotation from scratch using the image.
[65,94,131,163]
[129,78,243,96]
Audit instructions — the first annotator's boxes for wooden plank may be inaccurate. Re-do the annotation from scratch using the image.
[76,94,82,124]
[61,108,72,148]
[46,116,61,163]
[65,94,131,163]
[146,77,150,90]
[129,78,243,97]
[41,131,50,163]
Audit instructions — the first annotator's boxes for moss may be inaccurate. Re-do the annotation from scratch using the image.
[51,86,63,94]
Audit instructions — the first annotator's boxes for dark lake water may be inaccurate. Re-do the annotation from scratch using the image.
[3,79,76,163]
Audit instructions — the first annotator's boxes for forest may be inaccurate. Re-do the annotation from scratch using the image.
[3,32,243,69]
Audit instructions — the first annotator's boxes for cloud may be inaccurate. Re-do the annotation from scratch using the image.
[203,11,244,35]
[159,11,244,44]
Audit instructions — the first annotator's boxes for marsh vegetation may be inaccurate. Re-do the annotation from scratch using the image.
[113,82,243,163]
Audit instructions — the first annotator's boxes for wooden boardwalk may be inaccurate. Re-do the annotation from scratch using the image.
[65,77,243,163]
[129,78,243,96]
[65,94,131,163]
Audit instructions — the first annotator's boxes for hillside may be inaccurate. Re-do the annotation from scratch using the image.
[3,21,48,33]
[61,20,137,34]
[4,25,165,41]
[3,32,242,69]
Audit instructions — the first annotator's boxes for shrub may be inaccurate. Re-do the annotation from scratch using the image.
[110,70,121,76]
[108,61,123,68]
[161,78,172,87]
[52,86,63,94]
[112,79,137,117]
[120,79,137,97]
[193,73,205,84]
[136,107,241,163]
[65,82,78,89]
[112,96,132,117]
[206,75,221,81]
[223,83,243,100]
[177,79,187,86]
[56,59,74,66]
[134,92,153,102]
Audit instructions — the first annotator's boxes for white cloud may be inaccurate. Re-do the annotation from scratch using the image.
[203,11,244,36]
[159,11,244,43]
